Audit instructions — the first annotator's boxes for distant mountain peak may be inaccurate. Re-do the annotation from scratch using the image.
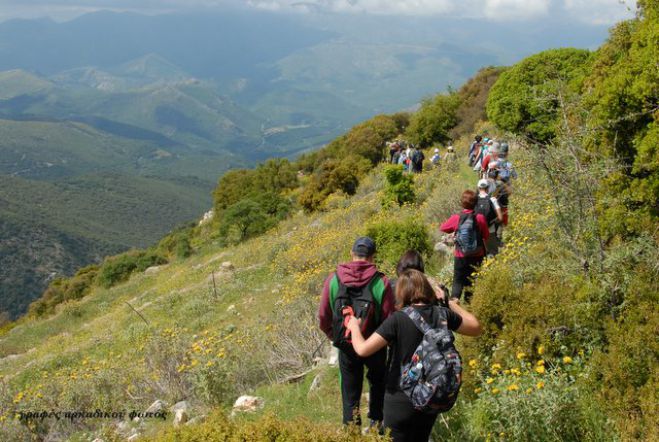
[0,69,53,100]
[117,53,190,81]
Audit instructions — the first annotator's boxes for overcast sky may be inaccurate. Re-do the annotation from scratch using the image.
[0,0,636,24]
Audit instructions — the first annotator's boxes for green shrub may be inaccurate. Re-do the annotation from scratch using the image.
[28,265,99,318]
[154,411,389,442]
[218,199,274,244]
[366,216,431,273]
[435,355,614,442]
[487,48,592,142]
[96,250,167,288]
[381,165,415,207]
[406,92,460,147]
[158,223,196,259]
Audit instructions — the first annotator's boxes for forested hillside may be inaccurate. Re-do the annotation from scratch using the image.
[0,2,656,442]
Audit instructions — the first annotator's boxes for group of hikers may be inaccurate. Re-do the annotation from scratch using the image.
[387,140,457,173]
[317,134,517,441]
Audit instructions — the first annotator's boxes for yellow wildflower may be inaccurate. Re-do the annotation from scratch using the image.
[486,377,494,384]
[535,365,546,374]
[537,345,545,355]
[536,360,545,366]
[516,352,526,360]
[468,359,478,368]
[536,381,545,389]
[510,368,521,376]
[492,388,500,394]
[474,388,482,394]
[562,356,573,364]
[507,384,519,391]
[525,388,533,394]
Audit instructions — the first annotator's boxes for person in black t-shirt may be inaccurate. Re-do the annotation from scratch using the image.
[346,269,481,442]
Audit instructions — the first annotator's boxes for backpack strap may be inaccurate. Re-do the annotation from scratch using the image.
[328,273,340,308]
[369,271,385,324]
[402,306,434,335]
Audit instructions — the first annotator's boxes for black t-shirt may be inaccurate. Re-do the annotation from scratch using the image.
[375,305,462,393]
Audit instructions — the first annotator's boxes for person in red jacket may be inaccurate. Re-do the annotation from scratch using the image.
[440,190,489,302]
[318,236,395,430]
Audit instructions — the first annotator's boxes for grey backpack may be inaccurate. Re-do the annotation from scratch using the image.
[399,306,462,413]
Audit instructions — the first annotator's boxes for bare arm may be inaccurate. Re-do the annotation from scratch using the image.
[449,299,482,336]
[346,316,389,357]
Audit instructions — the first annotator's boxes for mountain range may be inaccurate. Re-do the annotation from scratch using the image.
[0,9,613,318]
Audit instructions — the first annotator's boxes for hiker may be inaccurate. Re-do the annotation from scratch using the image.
[388,142,399,164]
[475,179,503,256]
[444,145,457,164]
[410,146,425,174]
[480,142,500,177]
[391,250,444,297]
[493,174,512,241]
[430,148,441,168]
[398,149,409,172]
[468,135,482,166]
[346,269,481,442]
[391,145,401,165]
[496,143,518,182]
[318,236,395,429]
[440,190,489,302]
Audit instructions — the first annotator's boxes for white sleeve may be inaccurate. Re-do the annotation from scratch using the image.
[490,197,500,210]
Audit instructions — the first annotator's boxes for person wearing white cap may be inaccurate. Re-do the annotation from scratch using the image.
[475,179,503,256]
[481,142,500,178]
[431,148,441,168]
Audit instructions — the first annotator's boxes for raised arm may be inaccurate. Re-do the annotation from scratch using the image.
[449,299,482,336]
[346,316,389,357]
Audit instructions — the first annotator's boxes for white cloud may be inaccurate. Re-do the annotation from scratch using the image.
[0,0,637,23]
[482,0,550,20]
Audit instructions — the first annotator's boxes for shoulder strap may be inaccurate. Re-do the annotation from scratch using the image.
[328,273,340,307]
[402,306,433,335]
[369,271,385,323]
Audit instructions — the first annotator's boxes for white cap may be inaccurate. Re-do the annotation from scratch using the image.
[434,148,440,153]
[478,179,489,189]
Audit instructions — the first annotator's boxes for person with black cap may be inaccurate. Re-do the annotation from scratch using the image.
[318,236,395,431]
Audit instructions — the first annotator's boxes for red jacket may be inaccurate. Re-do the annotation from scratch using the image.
[318,261,395,340]
[440,209,490,257]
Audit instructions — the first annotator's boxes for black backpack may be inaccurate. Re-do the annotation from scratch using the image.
[475,195,496,226]
[399,306,462,413]
[330,272,383,353]
[454,213,481,257]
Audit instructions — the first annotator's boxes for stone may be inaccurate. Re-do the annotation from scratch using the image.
[232,395,265,413]
[144,266,163,275]
[170,400,189,414]
[145,399,166,414]
[221,261,235,271]
[173,409,189,427]
[226,304,236,313]
[185,414,206,426]
[328,347,339,366]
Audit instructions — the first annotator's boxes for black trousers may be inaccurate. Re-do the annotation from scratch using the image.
[384,391,439,442]
[451,255,484,302]
[338,348,387,425]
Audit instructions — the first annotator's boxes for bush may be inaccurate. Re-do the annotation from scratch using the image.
[366,216,431,273]
[154,411,388,442]
[96,250,167,288]
[487,48,591,142]
[381,165,415,207]
[218,199,273,244]
[28,265,99,318]
[435,355,614,442]
[406,92,460,147]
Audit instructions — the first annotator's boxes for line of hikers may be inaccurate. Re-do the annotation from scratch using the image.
[387,140,457,173]
[317,135,517,441]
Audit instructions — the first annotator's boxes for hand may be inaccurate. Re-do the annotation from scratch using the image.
[346,315,362,332]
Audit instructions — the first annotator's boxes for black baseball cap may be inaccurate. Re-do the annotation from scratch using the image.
[352,236,376,257]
